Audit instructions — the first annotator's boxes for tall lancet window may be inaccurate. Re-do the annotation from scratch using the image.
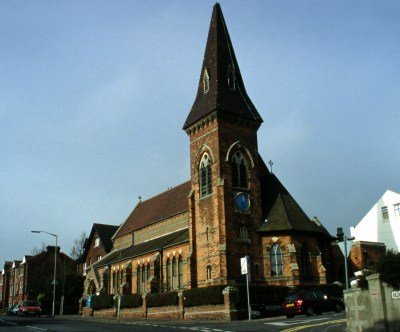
[270,243,283,276]
[231,152,248,188]
[203,68,210,94]
[200,153,212,197]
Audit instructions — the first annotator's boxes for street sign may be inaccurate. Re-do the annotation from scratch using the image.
[241,256,249,274]
[392,291,400,300]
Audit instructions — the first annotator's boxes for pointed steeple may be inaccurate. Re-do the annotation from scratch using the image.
[183,3,263,130]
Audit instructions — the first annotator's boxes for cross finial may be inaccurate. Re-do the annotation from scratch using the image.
[268,160,274,173]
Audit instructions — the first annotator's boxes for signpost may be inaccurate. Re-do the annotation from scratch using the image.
[392,291,400,300]
[241,256,251,321]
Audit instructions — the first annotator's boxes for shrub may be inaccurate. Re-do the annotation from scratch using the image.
[91,294,114,310]
[183,285,226,307]
[146,291,179,308]
[115,294,143,308]
[376,250,400,290]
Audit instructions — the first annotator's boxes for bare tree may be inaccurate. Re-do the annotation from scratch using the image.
[30,242,47,255]
[70,231,87,260]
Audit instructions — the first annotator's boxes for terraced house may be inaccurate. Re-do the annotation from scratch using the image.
[83,3,343,298]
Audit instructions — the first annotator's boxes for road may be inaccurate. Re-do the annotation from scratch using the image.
[0,312,346,331]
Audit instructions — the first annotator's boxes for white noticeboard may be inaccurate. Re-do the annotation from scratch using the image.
[392,291,400,300]
[241,256,249,275]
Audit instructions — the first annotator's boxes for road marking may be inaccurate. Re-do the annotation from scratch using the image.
[265,317,329,326]
[25,326,48,331]
[0,319,18,326]
[281,318,346,332]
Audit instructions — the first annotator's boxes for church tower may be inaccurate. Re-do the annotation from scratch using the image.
[184,3,265,287]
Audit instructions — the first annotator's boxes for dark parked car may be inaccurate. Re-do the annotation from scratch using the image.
[281,289,344,318]
[18,301,41,317]
[7,304,20,316]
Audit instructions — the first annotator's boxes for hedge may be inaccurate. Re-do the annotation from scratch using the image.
[146,291,179,308]
[182,285,226,307]
[115,294,143,308]
[91,294,114,310]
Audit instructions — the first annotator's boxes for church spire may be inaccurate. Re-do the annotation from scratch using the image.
[183,3,263,130]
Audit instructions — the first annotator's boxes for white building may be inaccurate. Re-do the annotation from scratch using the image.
[351,190,400,252]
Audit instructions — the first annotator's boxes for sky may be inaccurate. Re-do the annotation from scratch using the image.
[1,0,399,265]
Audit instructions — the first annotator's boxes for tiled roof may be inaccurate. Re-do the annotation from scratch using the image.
[95,229,188,267]
[114,181,191,238]
[258,167,333,238]
[183,3,262,130]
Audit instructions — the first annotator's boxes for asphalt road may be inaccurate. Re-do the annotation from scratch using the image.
[0,312,346,331]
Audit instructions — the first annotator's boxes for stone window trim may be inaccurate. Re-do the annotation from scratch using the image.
[225,141,255,168]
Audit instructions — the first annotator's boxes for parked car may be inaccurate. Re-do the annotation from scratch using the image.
[18,301,41,317]
[7,304,21,316]
[281,289,344,318]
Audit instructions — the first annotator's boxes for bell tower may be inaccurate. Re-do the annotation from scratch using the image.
[184,3,265,287]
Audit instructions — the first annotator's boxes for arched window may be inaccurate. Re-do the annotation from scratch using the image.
[136,266,140,294]
[146,264,151,280]
[206,265,212,282]
[178,256,183,288]
[203,68,210,94]
[166,258,171,291]
[206,227,209,242]
[231,152,248,188]
[172,257,177,289]
[254,264,260,281]
[200,153,212,197]
[270,243,283,276]
[239,226,249,240]
[301,244,311,279]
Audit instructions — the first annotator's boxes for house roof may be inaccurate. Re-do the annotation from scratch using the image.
[183,3,262,130]
[258,166,333,238]
[94,229,188,268]
[114,181,191,238]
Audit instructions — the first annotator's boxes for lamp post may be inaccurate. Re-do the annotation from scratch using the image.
[31,230,58,316]
[336,227,355,289]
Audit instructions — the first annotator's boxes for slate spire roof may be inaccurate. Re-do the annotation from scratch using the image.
[257,160,333,238]
[183,3,263,130]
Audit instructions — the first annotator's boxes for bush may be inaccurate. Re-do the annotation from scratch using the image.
[376,250,400,290]
[183,285,226,307]
[91,294,114,310]
[115,294,143,308]
[146,291,179,308]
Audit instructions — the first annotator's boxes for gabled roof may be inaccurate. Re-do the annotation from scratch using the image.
[114,181,191,238]
[258,169,332,238]
[95,229,188,268]
[183,3,262,130]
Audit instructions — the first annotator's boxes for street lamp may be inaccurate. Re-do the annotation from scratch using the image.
[31,230,58,316]
[336,227,355,289]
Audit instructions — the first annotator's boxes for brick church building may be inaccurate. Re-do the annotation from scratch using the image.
[83,3,342,297]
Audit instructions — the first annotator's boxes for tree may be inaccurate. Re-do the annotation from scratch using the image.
[70,232,87,260]
[376,250,400,290]
[31,242,47,255]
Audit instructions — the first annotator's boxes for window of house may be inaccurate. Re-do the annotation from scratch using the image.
[254,263,260,281]
[394,203,400,217]
[97,255,102,261]
[136,267,140,294]
[203,68,210,94]
[172,257,177,289]
[200,153,212,197]
[94,238,100,247]
[83,263,87,276]
[206,265,212,281]
[178,256,183,288]
[231,152,248,188]
[239,226,249,240]
[146,264,150,281]
[270,243,283,276]
[381,206,389,220]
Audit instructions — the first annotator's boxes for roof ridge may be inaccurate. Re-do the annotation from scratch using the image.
[139,180,191,204]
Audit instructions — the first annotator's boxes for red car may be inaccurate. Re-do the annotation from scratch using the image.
[18,301,41,317]
[281,290,344,318]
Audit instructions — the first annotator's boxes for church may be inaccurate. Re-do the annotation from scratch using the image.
[83,3,342,297]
